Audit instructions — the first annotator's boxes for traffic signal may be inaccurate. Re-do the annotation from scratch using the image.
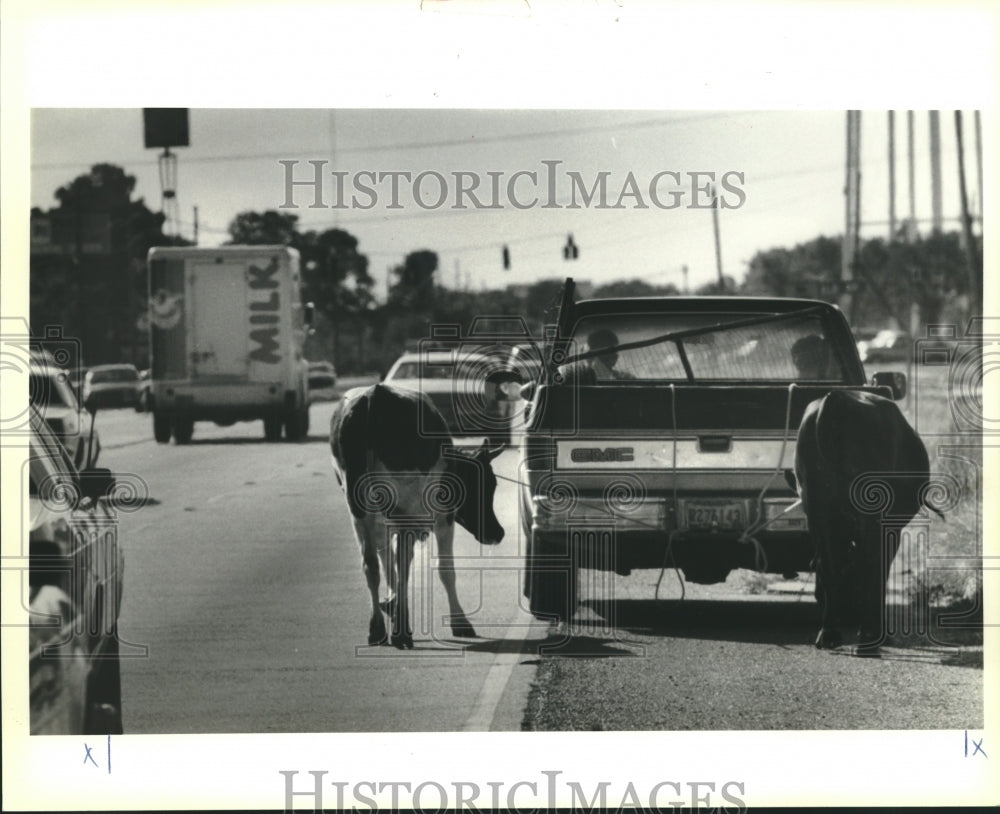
[502,245,511,270]
[563,234,579,260]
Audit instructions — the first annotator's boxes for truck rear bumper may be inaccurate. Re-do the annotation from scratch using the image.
[151,383,289,420]
[529,527,814,582]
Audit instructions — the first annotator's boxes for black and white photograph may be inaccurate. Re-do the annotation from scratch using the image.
[2,2,997,811]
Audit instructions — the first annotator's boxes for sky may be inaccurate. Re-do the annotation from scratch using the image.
[30,107,982,300]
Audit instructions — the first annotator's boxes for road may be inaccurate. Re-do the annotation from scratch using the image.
[91,392,983,734]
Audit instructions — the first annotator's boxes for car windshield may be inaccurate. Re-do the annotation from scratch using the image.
[390,361,456,380]
[30,371,76,408]
[562,310,848,383]
[91,367,138,383]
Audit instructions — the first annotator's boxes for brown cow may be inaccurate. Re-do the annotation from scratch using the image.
[330,383,505,649]
[786,389,942,653]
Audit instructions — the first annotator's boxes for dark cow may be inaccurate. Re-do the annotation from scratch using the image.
[330,383,505,649]
[785,389,942,653]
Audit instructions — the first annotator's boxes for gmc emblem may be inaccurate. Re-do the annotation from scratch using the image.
[570,447,635,463]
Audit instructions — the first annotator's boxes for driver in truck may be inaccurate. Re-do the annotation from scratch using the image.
[791,334,832,380]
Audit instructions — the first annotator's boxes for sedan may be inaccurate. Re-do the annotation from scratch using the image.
[83,364,141,409]
[307,361,338,403]
[383,350,511,441]
[27,405,124,734]
[29,362,101,470]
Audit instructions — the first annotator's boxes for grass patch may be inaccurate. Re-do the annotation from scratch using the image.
[878,361,983,609]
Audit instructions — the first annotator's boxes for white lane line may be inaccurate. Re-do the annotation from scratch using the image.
[462,615,543,732]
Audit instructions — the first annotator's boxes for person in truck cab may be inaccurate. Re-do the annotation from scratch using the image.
[562,327,636,384]
[791,334,833,380]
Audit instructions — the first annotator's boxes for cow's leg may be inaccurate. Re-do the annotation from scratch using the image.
[388,529,415,649]
[434,515,476,638]
[813,512,852,649]
[855,518,901,655]
[353,515,387,646]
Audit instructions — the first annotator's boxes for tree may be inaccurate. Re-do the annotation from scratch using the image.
[31,163,183,366]
[593,279,680,298]
[226,210,300,245]
[388,250,438,311]
[298,227,375,369]
[740,231,978,330]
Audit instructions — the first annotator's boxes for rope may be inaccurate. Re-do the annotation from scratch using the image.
[655,384,685,601]
[735,383,798,572]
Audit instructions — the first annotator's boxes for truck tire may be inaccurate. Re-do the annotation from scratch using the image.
[173,416,194,445]
[524,530,578,624]
[283,406,309,441]
[153,412,172,444]
[263,414,282,442]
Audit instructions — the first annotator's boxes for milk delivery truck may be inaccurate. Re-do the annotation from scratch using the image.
[146,245,313,444]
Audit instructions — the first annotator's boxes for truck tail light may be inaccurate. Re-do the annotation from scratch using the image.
[523,438,555,470]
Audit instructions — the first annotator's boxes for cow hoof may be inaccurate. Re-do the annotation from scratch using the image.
[391,633,414,650]
[814,628,842,649]
[368,619,387,646]
[451,621,477,638]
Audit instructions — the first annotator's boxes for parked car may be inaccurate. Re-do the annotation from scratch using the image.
[858,329,912,364]
[383,349,511,441]
[83,364,141,409]
[518,284,907,621]
[69,366,88,402]
[29,362,101,470]
[307,361,338,402]
[27,404,124,734]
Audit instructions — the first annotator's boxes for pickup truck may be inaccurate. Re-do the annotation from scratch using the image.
[518,280,906,622]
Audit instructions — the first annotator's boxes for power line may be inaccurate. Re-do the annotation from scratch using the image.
[30,111,736,171]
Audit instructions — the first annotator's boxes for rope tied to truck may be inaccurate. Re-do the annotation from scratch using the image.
[735,382,803,572]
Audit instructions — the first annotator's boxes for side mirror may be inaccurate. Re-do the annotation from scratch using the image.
[871,371,907,400]
[83,393,98,415]
[79,467,116,503]
[379,370,387,382]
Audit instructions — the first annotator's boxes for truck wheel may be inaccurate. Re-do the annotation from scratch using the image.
[153,412,172,444]
[264,414,282,442]
[284,407,309,441]
[524,531,577,624]
[173,416,194,445]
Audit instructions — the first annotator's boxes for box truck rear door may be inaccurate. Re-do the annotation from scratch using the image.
[190,262,250,379]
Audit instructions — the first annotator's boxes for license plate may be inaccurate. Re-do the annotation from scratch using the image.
[683,500,745,530]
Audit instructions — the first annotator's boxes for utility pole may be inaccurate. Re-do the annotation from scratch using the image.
[974,110,983,231]
[955,111,982,316]
[842,110,861,321]
[711,184,724,287]
[907,110,916,240]
[929,110,943,233]
[682,264,689,295]
[193,206,199,245]
[888,111,896,239]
